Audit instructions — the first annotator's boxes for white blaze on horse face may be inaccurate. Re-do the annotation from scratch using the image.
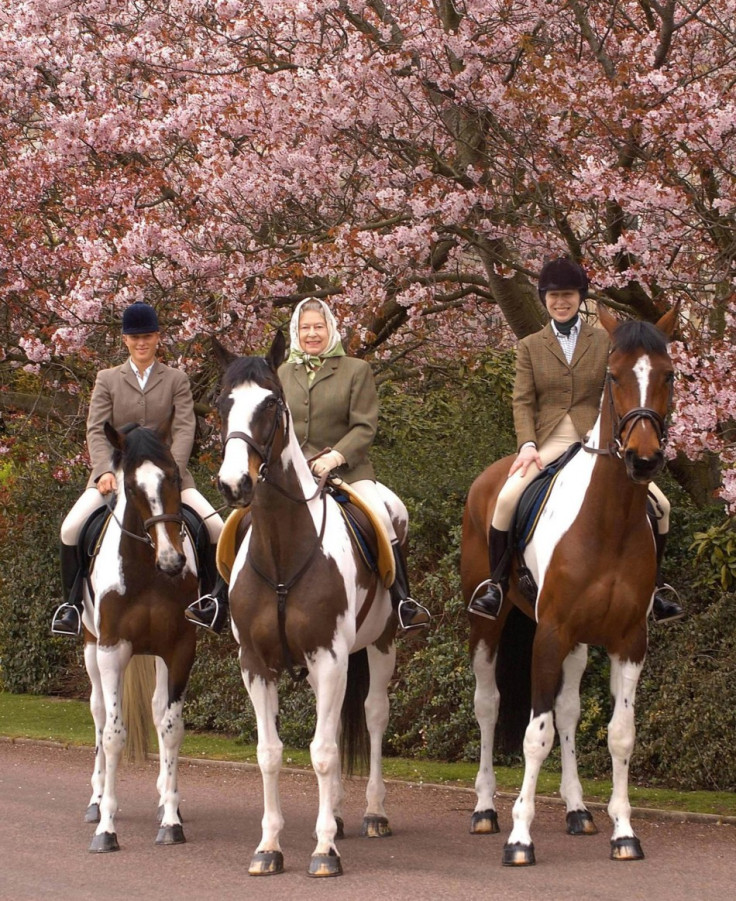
[219,383,272,491]
[135,460,180,569]
[633,354,653,408]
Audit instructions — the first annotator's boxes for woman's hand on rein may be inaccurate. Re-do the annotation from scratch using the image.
[310,450,345,478]
[97,472,117,495]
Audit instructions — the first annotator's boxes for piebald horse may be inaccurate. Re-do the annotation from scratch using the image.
[461,304,677,866]
[214,333,403,877]
[81,422,199,852]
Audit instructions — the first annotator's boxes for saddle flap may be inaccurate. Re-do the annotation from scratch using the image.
[328,480,395,588]
[216,507,251,584]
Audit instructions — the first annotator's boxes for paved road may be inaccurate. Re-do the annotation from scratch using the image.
[1,739,733,900]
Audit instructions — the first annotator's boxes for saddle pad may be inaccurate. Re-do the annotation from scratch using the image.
[514,442,583,552]
[216,507,250,584]
[329,480,395,588]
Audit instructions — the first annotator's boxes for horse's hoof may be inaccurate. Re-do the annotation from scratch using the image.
[89,832,119,853]
[502,841,535,866]
[307,849,343,877]
[610,836,645,861]
[156,824,186,845]
[566,809,598,835]
[85,804,101,824]
[249,850,284,876]
[335,816,345,840]
[470,808,500,835]
[361,815,392,838]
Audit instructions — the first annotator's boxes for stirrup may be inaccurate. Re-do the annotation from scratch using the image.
[652,584,685,624]
[467,579,503,620]
[397,598,430,633]
[185,595,227,634]
[51,603,82,636]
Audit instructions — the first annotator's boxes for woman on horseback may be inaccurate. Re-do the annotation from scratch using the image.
[52,301,226,636]
[467,258,683,624]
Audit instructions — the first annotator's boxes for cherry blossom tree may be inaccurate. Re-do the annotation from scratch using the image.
[1,1,735,504]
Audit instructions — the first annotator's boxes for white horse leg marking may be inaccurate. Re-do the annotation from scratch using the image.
[607,655,643,841]
[245,673,284,855]
[472,641,500,817]
[84,641,106,815]
[363,642,396,820]
[507,710,555,848]
[157,694,185,829]
[95,640,133,838]
[307,644,349,858]
[556,643,589,815]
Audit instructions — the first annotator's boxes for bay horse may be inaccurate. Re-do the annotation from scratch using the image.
[214,333,403,877]
[81,421,199,852]
[461,304,677,866]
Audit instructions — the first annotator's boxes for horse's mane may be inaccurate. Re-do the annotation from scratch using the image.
[112,422,172,472]
[611,319,669,355]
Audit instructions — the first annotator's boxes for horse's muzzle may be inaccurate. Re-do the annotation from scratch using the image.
[157,551,187,576]
[625,449,665,483]
[217,474,253,508]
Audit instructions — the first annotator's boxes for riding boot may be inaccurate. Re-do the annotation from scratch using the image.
[468,528,511,620]
[651,532,685,624]
[389,541,430,634]
[185,544,230,634]
[51,543,84,636]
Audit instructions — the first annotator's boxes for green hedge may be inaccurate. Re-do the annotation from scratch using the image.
[2,356,735,791]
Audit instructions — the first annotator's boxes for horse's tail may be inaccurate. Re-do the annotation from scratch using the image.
[495,605,536,754]
[340,648,370,776]
[123,655,156,764]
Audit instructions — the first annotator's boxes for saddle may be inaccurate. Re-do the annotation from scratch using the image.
[510,442,583,603]
[214,481,395,588]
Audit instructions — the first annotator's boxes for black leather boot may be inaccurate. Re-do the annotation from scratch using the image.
[51,542,84,636]
[185,544,230,634]
[390,541,430,634]
[468,528,511,620]
[651,532,684,624]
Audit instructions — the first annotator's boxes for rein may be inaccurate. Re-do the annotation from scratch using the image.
[584,372,671,458]
[106,499,184,548]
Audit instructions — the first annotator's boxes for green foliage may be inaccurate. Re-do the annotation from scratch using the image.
[690,518,736,592]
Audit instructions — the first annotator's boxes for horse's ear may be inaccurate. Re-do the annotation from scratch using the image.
[597,302,619,338]
[655,303,679,340]
[266,329,287,372]
[212,337,238,372]
[104,421,123,450]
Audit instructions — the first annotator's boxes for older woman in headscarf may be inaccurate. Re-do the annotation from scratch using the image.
[281,297,430,634]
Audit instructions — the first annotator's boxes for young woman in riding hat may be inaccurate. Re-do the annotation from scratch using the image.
[52,301,227,636]
[467,258,683,624]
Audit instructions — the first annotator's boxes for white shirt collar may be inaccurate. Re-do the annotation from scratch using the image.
[129,358,155,389]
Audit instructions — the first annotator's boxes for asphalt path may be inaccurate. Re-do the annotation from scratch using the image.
[1,739,734,900]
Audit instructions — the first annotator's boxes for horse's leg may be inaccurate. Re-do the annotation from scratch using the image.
[244,670,285,876]
[306,645,349,877]
[555,643,598,836]
[155,635,196,844]
[152,657,168,819]
[607,655,645,861]
[470,636,501,835]
[83,638,105,824]
[89,641,132,852]
[360,642,396,838]
[503,624,564,867]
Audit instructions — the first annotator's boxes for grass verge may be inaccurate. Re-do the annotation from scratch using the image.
[1,691,733,819]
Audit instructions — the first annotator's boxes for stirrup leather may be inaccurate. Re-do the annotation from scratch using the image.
[51,603,82,636]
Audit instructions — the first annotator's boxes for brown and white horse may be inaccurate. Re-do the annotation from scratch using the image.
[461,305,677,866]
[214,333,403,877]
[81,422,198,852]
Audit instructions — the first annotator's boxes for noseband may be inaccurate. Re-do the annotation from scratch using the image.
[585,372,672,458]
